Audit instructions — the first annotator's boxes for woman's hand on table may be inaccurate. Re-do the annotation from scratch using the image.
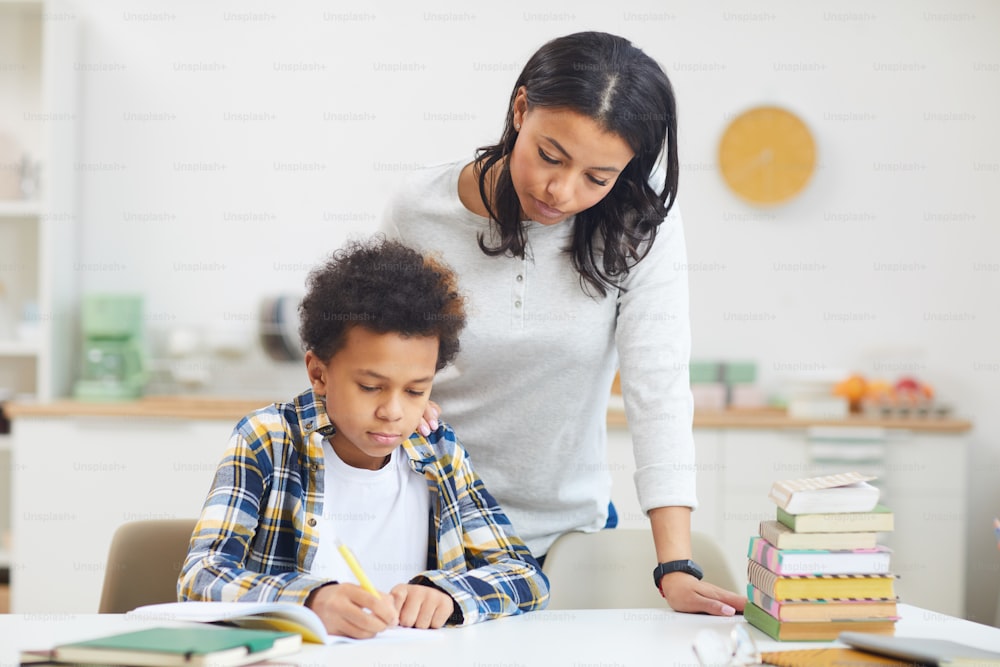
[659,572,746,616]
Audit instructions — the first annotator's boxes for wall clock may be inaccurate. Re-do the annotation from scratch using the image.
[718,105,816,205]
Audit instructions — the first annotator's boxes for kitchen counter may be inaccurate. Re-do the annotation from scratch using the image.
[4,396,274,421]
[610,406,972,433]
[5,396,973,433]
[4,395,973,615]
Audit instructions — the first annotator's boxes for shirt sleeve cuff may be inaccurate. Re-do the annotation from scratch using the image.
[409,573,478,626]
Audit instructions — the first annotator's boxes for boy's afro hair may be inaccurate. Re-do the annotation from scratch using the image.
[298,235,466,370]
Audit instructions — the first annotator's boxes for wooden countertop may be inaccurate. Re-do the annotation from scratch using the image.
[610,407,972,433]
[4,396,272,421]
[4,396,973,433]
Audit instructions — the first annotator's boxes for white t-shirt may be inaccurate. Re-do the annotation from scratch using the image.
[310,442,431,592]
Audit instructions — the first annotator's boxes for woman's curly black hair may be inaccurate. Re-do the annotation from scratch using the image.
[298,236,466,370]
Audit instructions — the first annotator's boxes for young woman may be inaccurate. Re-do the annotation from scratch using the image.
[381,31,744,616]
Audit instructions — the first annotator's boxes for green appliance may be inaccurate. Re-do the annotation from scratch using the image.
[73,294,145,400]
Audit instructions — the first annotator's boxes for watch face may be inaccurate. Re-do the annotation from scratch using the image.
[655,560,704,587]
[718,105,816,205]
[675,560,703,578]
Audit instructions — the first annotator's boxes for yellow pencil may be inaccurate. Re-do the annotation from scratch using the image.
[335,539,380,598]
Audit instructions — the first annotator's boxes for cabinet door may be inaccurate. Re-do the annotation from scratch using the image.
[883,433,967,616]
[11,417,233,612]
[719,429,812,589]
[0,440,10,569]
[606,426,723,535]
[607,424,644,528]
[691,429,723,539]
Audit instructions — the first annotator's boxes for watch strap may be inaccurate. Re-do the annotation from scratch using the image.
[653,559,704,592]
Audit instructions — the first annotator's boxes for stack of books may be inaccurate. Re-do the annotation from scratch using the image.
[744,471,899,641]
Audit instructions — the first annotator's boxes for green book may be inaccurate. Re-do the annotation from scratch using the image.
[744,601,896,642]
[776,504,894,534]
[44,626,301,667]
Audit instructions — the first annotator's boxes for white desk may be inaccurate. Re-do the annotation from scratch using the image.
[2,605,999,666]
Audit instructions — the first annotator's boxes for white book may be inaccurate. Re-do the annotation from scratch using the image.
[768,472,880,514]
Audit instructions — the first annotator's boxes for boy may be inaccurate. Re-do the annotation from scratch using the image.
[179,237,549,639]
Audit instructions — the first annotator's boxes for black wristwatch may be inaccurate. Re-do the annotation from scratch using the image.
[653,559,704,592]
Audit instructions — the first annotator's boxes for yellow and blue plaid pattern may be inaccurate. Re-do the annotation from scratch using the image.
[178,388,549,625]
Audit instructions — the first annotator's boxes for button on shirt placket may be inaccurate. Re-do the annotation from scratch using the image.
[306,425,322,529]
[307,455,321,529]
[511,258,526,330]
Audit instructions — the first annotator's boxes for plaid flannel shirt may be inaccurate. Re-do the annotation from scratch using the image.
[178,388,549,625]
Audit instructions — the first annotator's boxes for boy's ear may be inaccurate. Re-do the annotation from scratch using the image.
[304,351,328,395]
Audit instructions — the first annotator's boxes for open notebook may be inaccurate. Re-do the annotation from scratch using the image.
[128,601,441,646]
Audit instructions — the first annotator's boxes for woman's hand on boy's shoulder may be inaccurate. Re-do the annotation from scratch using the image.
[390,583,456,629]
[417,401,441,437]
[305,582,400,639]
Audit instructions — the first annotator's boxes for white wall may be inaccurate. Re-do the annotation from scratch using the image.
[55,0,1000,622]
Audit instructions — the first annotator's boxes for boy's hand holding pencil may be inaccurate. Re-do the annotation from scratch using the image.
[335,538,454,630]
[304,539,398,639]
[304,580,399,639]
[305,538,454,637]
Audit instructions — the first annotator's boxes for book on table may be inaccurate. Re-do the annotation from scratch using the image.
[759,520,879,550]
[128,601,332,645]
[747,585,898,622]
[768,472,880,515]
[748,536,892,576]
[777,504,894,534]
[747,559,897,601]
[21,625,301,667]
[743,601,896,642]
[838,631,1000,666]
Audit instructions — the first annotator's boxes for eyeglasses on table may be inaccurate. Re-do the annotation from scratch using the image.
[692,623,762,667]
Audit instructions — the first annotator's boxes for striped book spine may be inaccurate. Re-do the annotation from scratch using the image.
[747,559,897,602]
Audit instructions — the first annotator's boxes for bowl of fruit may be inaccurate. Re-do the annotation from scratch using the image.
[834,374,950,418]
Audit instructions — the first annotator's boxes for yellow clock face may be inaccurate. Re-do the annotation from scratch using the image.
[718,106,816,205]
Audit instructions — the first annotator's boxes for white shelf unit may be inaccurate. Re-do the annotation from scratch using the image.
[0,201,41,217]
[0,340,40,356]
[0,0,78,587]
[0,0,78,404]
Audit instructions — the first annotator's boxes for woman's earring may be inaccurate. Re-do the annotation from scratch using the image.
[514,122,520,131]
